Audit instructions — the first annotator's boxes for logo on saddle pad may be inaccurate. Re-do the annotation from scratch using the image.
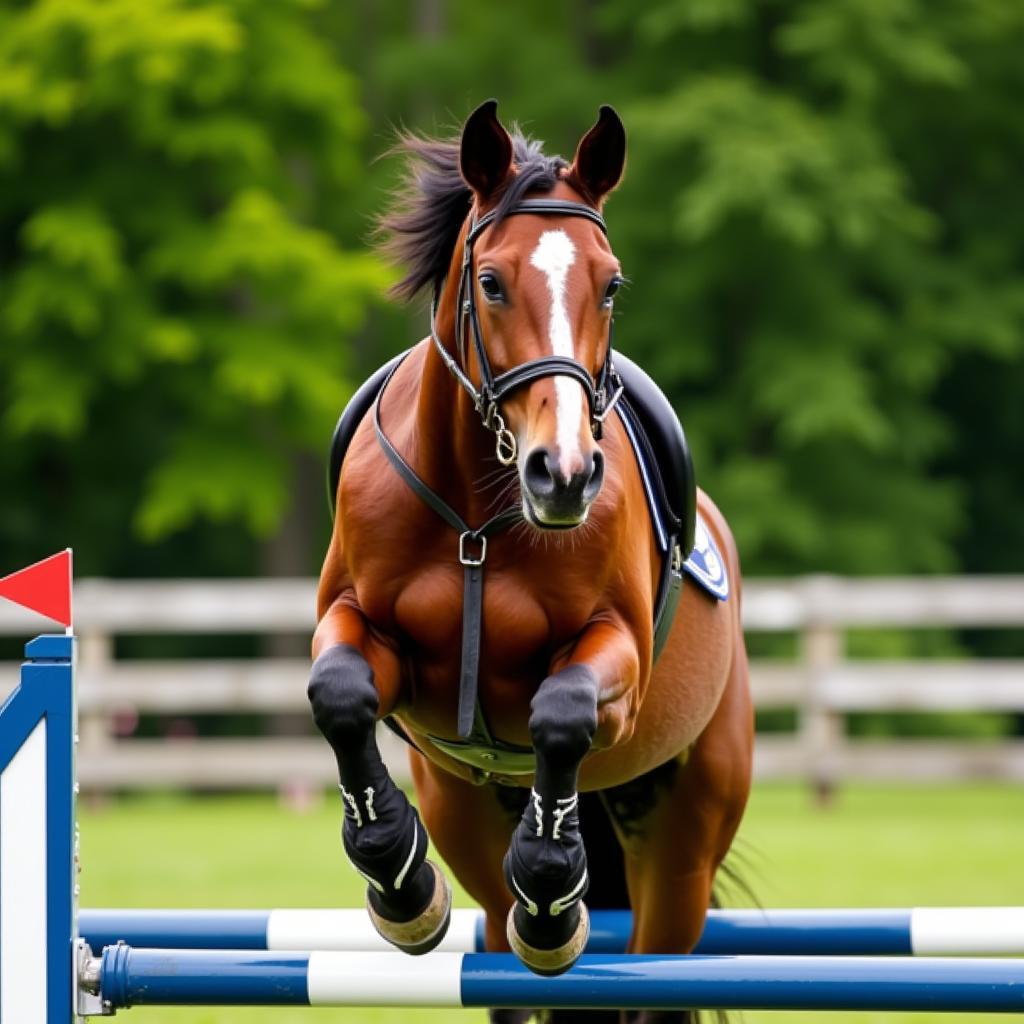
[683,516,729,602]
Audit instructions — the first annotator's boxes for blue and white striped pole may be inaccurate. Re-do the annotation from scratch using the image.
[80,906,1024,957]
[94,946,1024,1012]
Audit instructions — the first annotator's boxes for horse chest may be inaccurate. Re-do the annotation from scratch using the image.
[391,564,576,669]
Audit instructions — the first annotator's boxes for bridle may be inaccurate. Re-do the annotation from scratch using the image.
[429,198,625,466]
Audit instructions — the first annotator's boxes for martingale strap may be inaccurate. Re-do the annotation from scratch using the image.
[373,366,520,741]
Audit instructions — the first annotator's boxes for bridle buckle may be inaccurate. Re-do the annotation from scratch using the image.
[459,531,487,567]
[593,370,624,423]
[591,370,624,440]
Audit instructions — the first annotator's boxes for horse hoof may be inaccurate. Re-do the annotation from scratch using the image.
[506,902,590,976]
[366,860,452,955]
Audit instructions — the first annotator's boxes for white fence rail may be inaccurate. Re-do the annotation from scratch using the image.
[2,577,1023,792]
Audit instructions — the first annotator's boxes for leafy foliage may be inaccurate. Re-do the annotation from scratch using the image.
[2,0,1023,583]
[0,0,389,571]
[604,0,1024,573]
[336,0,1024,575]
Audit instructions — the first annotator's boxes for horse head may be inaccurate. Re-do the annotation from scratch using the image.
[453,100,627,529]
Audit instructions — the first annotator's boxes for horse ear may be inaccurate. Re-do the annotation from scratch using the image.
[570,105,626,204]
[460,99,514,199]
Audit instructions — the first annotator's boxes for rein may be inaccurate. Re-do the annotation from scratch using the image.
[429,198,624,465]
[373,198,625,772]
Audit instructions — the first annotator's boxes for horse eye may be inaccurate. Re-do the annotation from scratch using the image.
[478,273,504,301]
[603,276,623,305]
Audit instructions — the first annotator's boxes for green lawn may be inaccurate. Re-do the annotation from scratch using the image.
[79,782,1024,1024]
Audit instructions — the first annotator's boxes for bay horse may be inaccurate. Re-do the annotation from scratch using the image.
[309,100,753,1023]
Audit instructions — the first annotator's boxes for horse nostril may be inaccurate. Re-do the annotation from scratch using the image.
[524,447,557,498]
[583,449,604,501]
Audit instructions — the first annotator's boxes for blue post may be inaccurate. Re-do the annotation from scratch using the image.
[0,634,76,1024]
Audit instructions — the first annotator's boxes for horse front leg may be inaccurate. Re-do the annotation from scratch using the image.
[308,634,452,955]
[505,623,640,976]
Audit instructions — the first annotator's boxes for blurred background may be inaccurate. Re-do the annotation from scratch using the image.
[2,3,1023,1021]
[4,0,1024,583]
[3,0,1024,788]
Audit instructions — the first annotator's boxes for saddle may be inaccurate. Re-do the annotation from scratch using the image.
[327,349,727,644]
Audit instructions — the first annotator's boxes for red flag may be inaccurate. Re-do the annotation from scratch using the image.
[0,550,73,627]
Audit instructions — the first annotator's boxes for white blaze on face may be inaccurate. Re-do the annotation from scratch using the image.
[529,229,585,480]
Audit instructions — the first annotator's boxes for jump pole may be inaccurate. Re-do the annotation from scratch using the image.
[79,905,1024,957]
[4,622,1024,1017]
[84,947,1024,1013]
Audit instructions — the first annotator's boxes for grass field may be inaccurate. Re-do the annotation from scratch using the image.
[79,782,1024,1024]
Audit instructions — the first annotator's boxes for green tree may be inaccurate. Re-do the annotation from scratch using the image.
[613,0,1024,574]
[0,0,389,575]
[343,0,1024,576]
[4,0,1023,585]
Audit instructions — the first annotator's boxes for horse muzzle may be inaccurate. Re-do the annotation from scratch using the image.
[521,446,604,528]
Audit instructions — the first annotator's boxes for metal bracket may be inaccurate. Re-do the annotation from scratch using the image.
[671,542,684,574]
[592,372,625,428]
[76,938,113,1016]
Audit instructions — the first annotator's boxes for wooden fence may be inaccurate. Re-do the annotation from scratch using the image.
[2,576,1023,792]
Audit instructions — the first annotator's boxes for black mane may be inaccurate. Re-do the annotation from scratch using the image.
[376,129,568,301]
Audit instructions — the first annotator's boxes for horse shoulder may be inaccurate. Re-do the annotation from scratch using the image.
[339,459,466,655]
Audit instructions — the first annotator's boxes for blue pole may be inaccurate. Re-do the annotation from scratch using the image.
[698,908,911,954]
[81,907,916,955]
[100,944,308,1007]
[81,910,271,953]
[97,947,1024,1012]
[463,953,1024,1012]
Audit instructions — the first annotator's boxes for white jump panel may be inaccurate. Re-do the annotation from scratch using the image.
[1,719,48,1024]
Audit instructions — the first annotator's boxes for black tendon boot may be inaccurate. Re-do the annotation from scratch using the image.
[309,643,451,953]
